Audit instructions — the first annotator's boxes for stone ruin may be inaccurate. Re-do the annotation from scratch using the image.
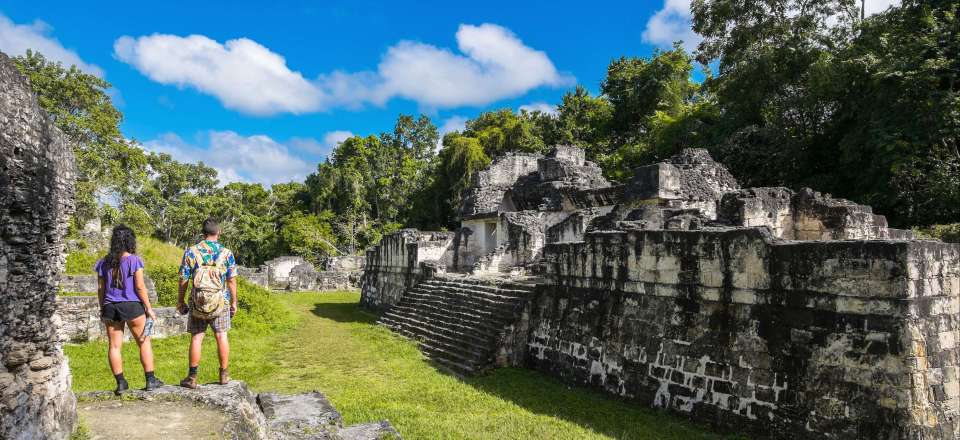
[361,145,960,439]
[240,255,364,292]
[76,381,399,440]
[0,52,77,439]
[54,275,187,343]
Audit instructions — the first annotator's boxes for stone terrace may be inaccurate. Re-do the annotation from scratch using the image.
[361,145,960,439]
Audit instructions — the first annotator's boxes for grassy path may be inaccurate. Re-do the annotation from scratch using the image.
[67,292,733,439]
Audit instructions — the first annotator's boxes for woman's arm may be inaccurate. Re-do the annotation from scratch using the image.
[97,276,106,308]
[133,268,157,320]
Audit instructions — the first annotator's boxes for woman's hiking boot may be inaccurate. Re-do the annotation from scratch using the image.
[114,378,129,396]
[145,376,165,391]
[219,368,230,385]
[179,375,198,389]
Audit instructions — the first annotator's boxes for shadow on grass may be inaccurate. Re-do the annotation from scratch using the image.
[310,302,379,324]
[308,299,741,439]
[465,368,743,440]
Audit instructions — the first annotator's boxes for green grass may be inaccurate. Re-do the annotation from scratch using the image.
[58,291,95,297]
[66,292,734,440]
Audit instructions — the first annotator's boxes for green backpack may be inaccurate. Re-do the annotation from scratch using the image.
[190,248,228,319]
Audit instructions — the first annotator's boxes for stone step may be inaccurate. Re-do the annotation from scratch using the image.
[388,326,492,369]
[257,392,342,439]
[415,339,483,375]
[378,313,493,355]
[402,291,521,325]
[386,320,487,371]
[414,285,527,308]
[425,278,534,295]
[382,305,502,344]
[397,296,516,330]
[424,280,534,298]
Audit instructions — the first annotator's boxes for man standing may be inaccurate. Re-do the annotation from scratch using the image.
[177,217,238,388]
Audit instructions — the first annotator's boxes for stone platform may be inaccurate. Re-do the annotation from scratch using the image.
[361,146,960,439]
[79,381,401,440]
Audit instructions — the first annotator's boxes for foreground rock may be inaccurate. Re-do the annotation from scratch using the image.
[80,381,400,440]
[0,51,77,438]
[361,145,960,439]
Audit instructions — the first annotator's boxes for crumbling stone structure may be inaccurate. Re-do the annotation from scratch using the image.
[361,145,960,439]
[0,52,77,439]
[239,255,364,292]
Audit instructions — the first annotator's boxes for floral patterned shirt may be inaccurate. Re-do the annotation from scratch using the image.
[179,240,238,300]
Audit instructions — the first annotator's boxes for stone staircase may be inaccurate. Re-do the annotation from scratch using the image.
[378,275,536,375]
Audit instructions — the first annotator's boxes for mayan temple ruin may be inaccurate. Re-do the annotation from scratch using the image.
[361,145,960,439]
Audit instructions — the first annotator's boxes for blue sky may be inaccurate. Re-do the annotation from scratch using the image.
[0,0,898,185]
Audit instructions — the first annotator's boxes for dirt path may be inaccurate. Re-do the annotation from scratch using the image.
[78,399,230,439]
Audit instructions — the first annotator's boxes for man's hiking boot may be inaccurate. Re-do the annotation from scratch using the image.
[219,368,230,385]
[180,375,198,389]
[114,379,129,396]
[145,376,165,391]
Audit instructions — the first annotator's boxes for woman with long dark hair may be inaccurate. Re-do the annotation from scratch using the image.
[95,225,164,394]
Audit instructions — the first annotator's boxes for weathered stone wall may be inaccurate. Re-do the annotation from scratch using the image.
[527,228,960,439]
[360,230,454,310]
[321,255,365,272]
[58,273,158,303]
[462,153,542,217]
[719,187,895,240]
[53,297,186,343]
[0,51,77,439]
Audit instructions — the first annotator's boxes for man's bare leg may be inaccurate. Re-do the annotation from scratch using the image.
[180,331,205,389]
[215,331,230,384]
[189,331,205,368]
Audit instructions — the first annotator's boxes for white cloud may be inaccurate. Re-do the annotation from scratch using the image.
[642,0,701,52]
[0,13,103,76]
[114,23,571,115]
[518,102,558,116]
[143,131,315,186]
[114,34,322,115]
[362,24,573,108]
[289,130,353,157]
[323,130,354,148]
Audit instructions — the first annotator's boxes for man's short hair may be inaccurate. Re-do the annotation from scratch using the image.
[202,217,220,237]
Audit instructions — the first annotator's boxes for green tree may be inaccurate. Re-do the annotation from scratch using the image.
[279,211,340,265]
[13,50,147,225]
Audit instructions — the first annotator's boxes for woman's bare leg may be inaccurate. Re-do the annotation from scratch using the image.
[105,320,125,375]
[127,314,154,373]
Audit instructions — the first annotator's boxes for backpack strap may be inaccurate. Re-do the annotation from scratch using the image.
[213,248,229,267]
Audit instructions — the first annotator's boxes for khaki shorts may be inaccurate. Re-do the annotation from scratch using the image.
[187,310,231,334]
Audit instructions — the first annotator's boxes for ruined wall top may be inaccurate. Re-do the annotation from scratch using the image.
[0,51,78,439]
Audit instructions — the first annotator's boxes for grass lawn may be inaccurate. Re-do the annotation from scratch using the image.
[65,292,736,440]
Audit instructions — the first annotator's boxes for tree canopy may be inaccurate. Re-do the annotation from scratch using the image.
[16,0,959,263]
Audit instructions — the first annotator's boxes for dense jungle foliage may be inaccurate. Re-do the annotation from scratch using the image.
[15,0,959,265]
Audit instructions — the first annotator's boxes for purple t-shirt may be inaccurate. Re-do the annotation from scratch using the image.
[94,255,144,304]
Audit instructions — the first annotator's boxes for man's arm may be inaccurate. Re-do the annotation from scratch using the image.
[227,277,238,316]
[177,250,192,314]
[177,279,190,314]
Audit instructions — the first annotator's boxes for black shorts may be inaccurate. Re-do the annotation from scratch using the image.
[101,301,145,322]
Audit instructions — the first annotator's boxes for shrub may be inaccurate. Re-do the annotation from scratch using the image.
[65,251,99,275]
[914,224,960,243]
[147,264,181,307]
[233,277,296,333]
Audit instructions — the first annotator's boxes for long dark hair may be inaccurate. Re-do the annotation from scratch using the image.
[103,225,137,289]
